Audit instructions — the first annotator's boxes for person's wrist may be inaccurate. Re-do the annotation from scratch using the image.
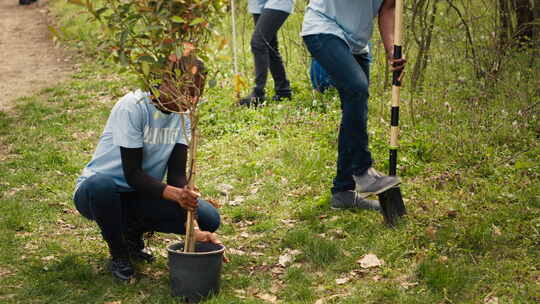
[162,185,172,200]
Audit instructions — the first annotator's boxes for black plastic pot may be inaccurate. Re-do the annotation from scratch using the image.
[167,242,225,303]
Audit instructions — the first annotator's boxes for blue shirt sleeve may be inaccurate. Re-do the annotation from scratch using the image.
[111,100,145,148]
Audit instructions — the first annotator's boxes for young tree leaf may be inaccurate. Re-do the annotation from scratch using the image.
[189,17,205,26]
[171,16,186,23]
[141,62,150,76]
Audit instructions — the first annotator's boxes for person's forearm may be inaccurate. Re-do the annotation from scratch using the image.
[167,175,187,188]
[125,168,167,199]
[167,143,189,188]
[378,2,396,57]
[120,147,167,199]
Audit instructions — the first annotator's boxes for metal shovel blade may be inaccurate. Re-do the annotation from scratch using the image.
[378,186,406,227]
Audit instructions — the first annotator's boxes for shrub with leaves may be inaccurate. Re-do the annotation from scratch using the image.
[73,0,225,94]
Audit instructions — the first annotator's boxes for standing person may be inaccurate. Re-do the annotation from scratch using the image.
[239,0,294,107]
[301,0,406,210]
[73,59,222,281]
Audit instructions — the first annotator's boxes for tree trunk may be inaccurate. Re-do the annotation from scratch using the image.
[514,0,534,46]
[533,0,540,46]
[498,0,512,49]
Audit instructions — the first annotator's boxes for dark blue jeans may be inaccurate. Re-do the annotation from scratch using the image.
[74,173,220,252]
[303,34,373,194]
[251,9,291,97]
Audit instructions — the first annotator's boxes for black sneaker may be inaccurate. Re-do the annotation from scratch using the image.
[271,94,292,102]
[108,255,134,281]
[354,168,401,198]
[331,190,381,211]
[124,220,155,263]
[239,93,265,107]
[129,248,156,263]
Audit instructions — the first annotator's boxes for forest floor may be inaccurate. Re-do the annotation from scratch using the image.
[0,1,538,304]
[0,0,71,111]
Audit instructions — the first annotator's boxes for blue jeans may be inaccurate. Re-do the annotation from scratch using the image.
[251,9,291,97]
[303,34,373,194]
[74,173,220,252]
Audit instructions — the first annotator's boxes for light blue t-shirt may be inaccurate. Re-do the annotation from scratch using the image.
[248,0,295,14]
[75,90,190,193]
[301,0,384,54]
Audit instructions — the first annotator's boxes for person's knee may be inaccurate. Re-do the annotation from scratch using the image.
[250,34,267,53]
[86,174,116,193]
[197,200,221,232]
[85,174,118,208]
[343,78,369,97]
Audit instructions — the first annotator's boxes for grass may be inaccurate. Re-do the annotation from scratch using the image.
[0,0,539,303]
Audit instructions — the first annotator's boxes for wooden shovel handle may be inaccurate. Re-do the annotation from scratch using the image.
[389,0,404,176]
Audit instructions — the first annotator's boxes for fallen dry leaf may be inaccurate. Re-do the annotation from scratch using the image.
[280,219,297,226]
[234,289,246,295]
[484,295,499,304]
[24,242,38,250]
[287,249,302,256]
[269,283,282,294]
[217,183,233,195]
[492,224,502,236]
[357,253,384,268]
[104,301,122,304]
[229,196,245,206]
[41,255,56,262]
[335,277,350,285]
[425,226,437,240]
[0,267,13,277]
[228,248,246,256]
[400,281,419,289]
[271,267,285,275]
[278,253,293,267]
[446,210,458,218]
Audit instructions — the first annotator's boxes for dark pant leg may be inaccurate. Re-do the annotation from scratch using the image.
[73,174,126,255]
[126,198,220,234]
[251,9,290,96]
[303,34,373,194]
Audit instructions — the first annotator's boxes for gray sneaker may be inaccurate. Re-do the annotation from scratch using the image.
[331,190,381,211]
[354,168,401,198]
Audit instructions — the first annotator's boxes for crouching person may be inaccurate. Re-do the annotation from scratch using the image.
[73,60,220,281]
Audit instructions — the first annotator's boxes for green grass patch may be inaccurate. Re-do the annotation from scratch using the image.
[0,0,538,303]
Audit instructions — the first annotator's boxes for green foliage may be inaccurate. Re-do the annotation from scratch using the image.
[74,0,225,91]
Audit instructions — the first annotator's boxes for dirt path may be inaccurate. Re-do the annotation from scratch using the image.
[0,0,72,111]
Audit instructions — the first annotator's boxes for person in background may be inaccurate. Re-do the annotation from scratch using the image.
[301,0,406,210]
[239,0,294,107]
[19,0,37,5]
[73,59,221,281]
